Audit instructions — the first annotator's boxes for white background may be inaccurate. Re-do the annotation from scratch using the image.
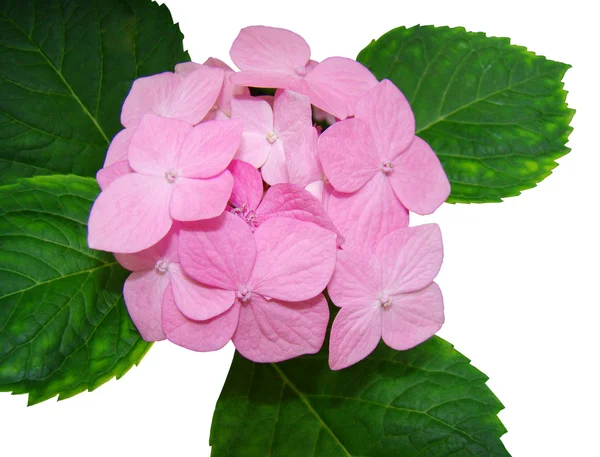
[1,0,597,455]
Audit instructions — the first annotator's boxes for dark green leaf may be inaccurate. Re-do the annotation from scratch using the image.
[0,0,190,185]
[0,175,151,405]
[210,337,510,457]
[357,25,574,203]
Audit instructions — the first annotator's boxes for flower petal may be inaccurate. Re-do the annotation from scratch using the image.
[169,263,236,321]
[375,224,443,295]
[170,171,233,222]
[355,79,415,159]
[162,284,240,352]
[123,270,169,341]
[115,225,179,272]
[121,72,179,128]
[305,57,378,119]
[231,97,273,168]
[318,118,379,193]
[327,250,383,308]
[228,159,264,210]
[104,128,133,166]
[87,173,173,253]
[248,217,336,301]
[383,283,444,350]
[128,114,192,176]
[327,175,409,253]
[96,160,132,191]
[255,184,344,246]
[229,71,296,90]
[284,125,321,188]
[328,303,382,370]
[230,26,310,74]
[273,89,312,134]
[233,294,328,362]
[260,140,288,185]
[389,136,451,215]
[178,119,243,178]
[178,212,256,291]
[203,57,250,116]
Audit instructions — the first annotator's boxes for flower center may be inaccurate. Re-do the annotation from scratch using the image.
[155,259,169,274]
[266,131,279,144]
[382,162,394,174]
[237,286,252,302]
[378,293,392,308]
[230,203,258,229]
[295,66,306,77]
[165,168,179,183]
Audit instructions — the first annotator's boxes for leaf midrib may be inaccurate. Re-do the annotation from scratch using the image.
[0,11,110,144]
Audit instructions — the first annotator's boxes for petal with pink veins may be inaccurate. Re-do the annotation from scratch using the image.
[169,263,236,321]
[121,72,179,128]
[123,270,170,341]
[284,125,321,188]
[96,160,132,191]
[231,97,273,168]
[260,140,288,186]
[248,218,336,302]
[128,115,192,177]
[382,283,444,350]
[87,173,173,253]
[178,212,256,291]
[203,58,250,116]
[115,225,179,272]
[355,79,415,160]
[273,89,312,134]
[230,71,297,91]
[327,250,383,308]
[170,171,234,221]
[162,285,240,352]
[177,119,243,178]
[388,136,451,215]
[174,62,202,77]
[318,118,379,193]
[233,294,328,363]
[228,160,264,211]
[104,128,134,166]
[375,224,443,295]
[329,303,382,370]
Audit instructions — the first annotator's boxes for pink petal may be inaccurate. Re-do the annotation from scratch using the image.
[328,303,382,370]
[230,26,310,75]
[327,175,409,253]
[87,173,173,253]
[170,171,234,221]
[389,136,451,215]
[228,159,264,211]
[203,58,250,116]
[128,114,192,176]
[165,66,224,125]
[123,270,169,341]
[178,212,256,291]
[229,71,297,90]
[174,62,202,77]
[162,284,240,352]
[374,224,443,295]
[305,179,325,201]
[355,79,415,160]
[382,283,444,350]
[255,184,344,246]
[121,72,179,128]
[233,294,328,362]
[318,118,379,193]
[327,250,383,308]
[284,125,321,187]
[273,89,312,134]
[177,119,243,178]
[169,263,236,321]
[304,57,378,120]
[96,160,132,191]
[115,225,179,272]
[231,97,273,168]
[260,140,288,185]
[248,217,336,301]
[104,128,134,166]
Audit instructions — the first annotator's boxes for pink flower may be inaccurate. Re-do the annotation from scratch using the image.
[175,58,250,120]
[88,114,242,253]
[115,226,235,350]
[229,26,377,119]
[319,80,450,251]
[176,212,337,362]
[327,224,445,370]
[228,160,343,245]
[231,89,315,185]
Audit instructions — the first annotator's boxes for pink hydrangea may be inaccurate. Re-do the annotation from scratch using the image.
[328,224,445,370]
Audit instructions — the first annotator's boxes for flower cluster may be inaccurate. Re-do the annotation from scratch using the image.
[88,26,450,369]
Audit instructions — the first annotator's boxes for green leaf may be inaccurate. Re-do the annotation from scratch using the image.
[357,25,574,203]
[0,0,190,185]
[0,175,151,405]
[210,337,510,457]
